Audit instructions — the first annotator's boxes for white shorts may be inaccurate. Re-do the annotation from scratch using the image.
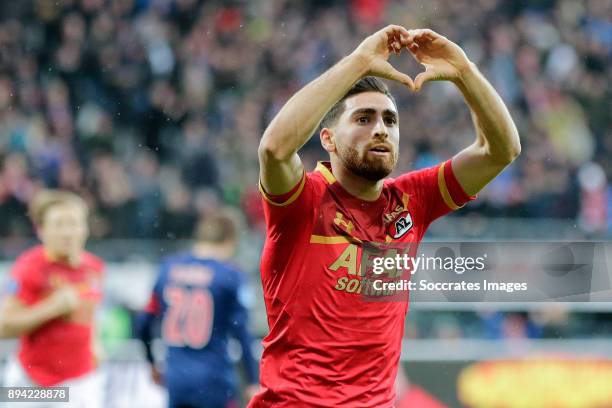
[2,357,105,408]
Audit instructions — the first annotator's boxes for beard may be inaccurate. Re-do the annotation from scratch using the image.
[336,142,398,182]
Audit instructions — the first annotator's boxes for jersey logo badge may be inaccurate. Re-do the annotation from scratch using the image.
[388,211,413,239]
[334,212,354,234]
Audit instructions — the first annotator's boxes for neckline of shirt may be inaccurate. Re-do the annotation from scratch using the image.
[315,161,389,207]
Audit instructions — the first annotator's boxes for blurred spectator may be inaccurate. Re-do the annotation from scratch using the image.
[0,0,610,242]
[577,161,608,234]
[157,181,196,239]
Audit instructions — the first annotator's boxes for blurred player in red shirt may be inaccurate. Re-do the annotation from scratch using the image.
[0,190,105,407]
[252,25,520,406]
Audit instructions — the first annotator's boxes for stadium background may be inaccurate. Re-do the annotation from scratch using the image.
[0,0,611,406]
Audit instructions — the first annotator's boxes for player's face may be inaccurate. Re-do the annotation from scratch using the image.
[39,203,89,261]
[333,92,400,181]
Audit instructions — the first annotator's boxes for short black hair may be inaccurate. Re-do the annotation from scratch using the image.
[319,76,397,129]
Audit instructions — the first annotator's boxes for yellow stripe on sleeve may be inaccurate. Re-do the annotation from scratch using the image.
[259,171,306,207]
[437,162,460,211]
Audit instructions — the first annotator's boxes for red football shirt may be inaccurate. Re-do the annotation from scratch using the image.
[250,160,473,407]
[8,246,104,386]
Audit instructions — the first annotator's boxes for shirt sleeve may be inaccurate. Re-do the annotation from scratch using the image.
[259,170,316,239]
[395,159,476,226]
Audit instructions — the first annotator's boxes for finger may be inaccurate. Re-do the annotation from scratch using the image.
[387,31,404,46]
[394,40,402,54]
[410,29,437,45]
[383,25,410,46]
[408,29,422,38]
[412,34,432,46]
[406,43,422,64]
[387,41,400,55]
[405,30,416,43]
[397,32,413,48]
[388,35,406,55]
[385,24,410,38]
[412,38,430,49]
[388,37,400,54]
[381,64,415,90]
[421,28,441,39]
[413,29,444,45]
[409,28,431,38]
[407,30,425,48]
[389,33,414,56]
[414,69,437,91]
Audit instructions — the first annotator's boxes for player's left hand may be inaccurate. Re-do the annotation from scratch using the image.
[405,29,473,91]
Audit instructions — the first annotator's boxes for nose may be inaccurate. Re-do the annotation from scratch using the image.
[373,117,388,139]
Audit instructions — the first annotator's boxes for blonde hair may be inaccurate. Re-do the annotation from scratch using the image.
[195,209,240,244]
[29,190,89,227]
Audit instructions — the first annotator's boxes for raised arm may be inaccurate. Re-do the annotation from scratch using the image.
[406,29,521,196]
[259,25,415,195]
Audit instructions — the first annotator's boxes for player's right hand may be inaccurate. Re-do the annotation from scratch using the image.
[352,25,415,90]
[48,285,81,315]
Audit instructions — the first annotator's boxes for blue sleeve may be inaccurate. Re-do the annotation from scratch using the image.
[228,272,258,385]
[135,312,157,364]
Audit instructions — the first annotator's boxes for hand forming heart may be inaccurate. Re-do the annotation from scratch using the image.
[405,28,473,91]
[352,25,473,92]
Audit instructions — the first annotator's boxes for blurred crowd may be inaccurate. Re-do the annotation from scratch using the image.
[0,0,611,246]
[406,308,612,340]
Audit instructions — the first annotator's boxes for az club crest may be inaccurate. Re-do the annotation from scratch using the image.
[388,211,413,239]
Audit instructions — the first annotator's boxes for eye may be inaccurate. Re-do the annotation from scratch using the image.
[385,116,397,125]
[357,116,369,124]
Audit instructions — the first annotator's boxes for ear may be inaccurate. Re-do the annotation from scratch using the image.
[320,128,336,153]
